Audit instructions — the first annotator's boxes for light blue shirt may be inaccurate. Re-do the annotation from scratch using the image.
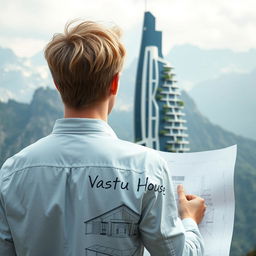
[0,118,204,256]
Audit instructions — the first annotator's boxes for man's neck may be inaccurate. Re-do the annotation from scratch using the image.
[64,100,109,121]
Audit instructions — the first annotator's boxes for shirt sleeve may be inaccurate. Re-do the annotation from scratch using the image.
[139,160,204,256]
[0,177,17,256]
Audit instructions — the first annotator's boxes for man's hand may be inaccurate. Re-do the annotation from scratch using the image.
[177,184,206,224]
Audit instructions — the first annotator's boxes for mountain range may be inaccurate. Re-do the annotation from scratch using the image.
[1,45,256,141]
[167,45,256,141]
[189,69,256,140]
[0,46,51,103]
[167,44,256,88]
[0,87,255,255]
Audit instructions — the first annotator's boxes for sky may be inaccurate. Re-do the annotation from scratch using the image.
[1,0,256,65]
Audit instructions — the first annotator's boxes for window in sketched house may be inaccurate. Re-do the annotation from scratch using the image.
[101,222,108,235]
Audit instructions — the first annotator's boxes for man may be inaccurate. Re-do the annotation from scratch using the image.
[0,20,206,255]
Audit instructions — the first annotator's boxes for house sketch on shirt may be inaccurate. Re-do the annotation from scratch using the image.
[84,204,140,238]
[85,244,139,256]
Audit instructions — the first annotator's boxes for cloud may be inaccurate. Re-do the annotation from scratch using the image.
[150,0,256,54]
[220,65,249,74]
[0,0,256,58]
[179,80,195,92]
[0,37,47,58]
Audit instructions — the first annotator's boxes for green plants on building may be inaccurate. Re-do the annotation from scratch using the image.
[155,94,163,101]
[159,129,168,136]
[156,88,163,93]
[163,66,172,72]
[165,145,173,151]
[177,100,184,107]
[163,116,172,122]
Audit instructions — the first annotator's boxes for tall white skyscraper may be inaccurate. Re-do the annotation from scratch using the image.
[134,12,189,153]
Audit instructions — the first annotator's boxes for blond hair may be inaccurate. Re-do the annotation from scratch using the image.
[44,20,126,109]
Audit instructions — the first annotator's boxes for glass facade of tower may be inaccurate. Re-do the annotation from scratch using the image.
[134,12,189,152]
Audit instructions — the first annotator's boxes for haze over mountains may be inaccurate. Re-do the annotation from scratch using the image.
[167,44,256,88]
[0,47,50,102]
[166,44,256,140]
[190,69,256,140]
[1,44,254,140]
[167,44,256,141]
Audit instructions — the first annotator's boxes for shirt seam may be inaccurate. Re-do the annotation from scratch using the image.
[1,164,146,182]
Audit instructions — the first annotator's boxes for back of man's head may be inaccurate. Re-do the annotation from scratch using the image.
[44,20,126,109]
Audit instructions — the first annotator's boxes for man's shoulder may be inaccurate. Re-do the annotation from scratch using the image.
[0,134,167,180]
[108,138,167,173]
[0,135,52,180]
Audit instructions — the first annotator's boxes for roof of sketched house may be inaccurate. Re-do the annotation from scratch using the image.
[84,204,140,224]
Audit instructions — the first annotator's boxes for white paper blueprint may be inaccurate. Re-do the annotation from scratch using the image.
[144,145,237,256]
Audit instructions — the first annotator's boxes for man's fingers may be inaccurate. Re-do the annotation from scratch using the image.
[177,184,186,200]
[186,194,197,201]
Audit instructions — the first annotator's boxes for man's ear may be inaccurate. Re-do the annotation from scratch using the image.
[110,73,119,95]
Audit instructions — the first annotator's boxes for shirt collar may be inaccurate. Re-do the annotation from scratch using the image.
[52,118,118,138]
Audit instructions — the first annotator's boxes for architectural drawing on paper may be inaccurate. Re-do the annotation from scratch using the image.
[172,175,215,239]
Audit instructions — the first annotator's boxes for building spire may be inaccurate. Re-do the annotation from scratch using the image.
[145,0,147,11]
